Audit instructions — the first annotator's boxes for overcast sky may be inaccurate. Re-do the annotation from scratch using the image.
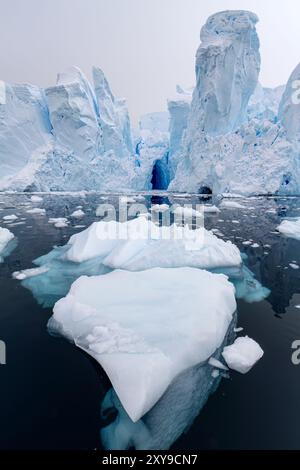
[0,0,300,125]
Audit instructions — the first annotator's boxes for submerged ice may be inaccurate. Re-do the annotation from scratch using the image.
[49,267,236,422]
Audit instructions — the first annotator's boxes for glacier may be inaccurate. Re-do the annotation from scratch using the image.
[170,10,300,196]
[2,10,300,194]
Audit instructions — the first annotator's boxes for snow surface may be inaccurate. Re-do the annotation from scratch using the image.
[222,336,264,374]
[64,217,242,271]
[49,267,236,421]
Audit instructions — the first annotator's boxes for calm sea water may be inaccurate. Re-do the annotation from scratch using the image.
[0,192,300,450]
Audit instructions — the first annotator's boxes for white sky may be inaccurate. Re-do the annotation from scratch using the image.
[0,0,300,125]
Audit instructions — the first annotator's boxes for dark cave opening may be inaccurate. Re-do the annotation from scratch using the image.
[151,158,170,190]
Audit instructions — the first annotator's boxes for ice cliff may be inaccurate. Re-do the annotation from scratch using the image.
[170,11,300,195]
[0,67,152,192]
[2,10,300,195]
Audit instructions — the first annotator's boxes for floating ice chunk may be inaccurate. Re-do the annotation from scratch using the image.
[151,204,169,212]
[30,195,43,203]
[3,214,18,221]
[49,267,236,421]
[173,206,203,218]
[208,357,228,371]
[277,218,300,240]
[70,209,85,219]
[26,208,46,215]
[62,217,242,271]
[220,201,246,209]
[100,219,242,272]
[48,217,69,228]
[120,196,137,204]
[234,327,244,333]
[251,243,260,248]
[222,336,264,374]
[289,263,299,270]
[211,370,220,379]
[12,266,49,281]
[203,205,220,213]
[0,227,14,254]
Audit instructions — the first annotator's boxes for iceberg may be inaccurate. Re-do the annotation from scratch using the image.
[62,217,242,271]
[100,318,235,450]
[222,336,264,373]
[277,218,300,240]
[0,227,16,262]
[49,267,236,421]
[0,227,14,254]
[14,215,270,309]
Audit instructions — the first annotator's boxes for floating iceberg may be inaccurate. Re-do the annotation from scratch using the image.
[14,216,271,306]
[277,218,300,240]
[0,227,16,262]
[49,267,236,421]
[100,319,235,450]
[64,217,242,271]
[222,336,264,374]
[0,227,14,254]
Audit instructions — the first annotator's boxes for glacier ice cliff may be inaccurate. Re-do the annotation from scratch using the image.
[2,10,300,194]
[170,10,300,195]
[0,67,149,192]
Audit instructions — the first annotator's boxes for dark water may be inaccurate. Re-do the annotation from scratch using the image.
[0,192,300,449]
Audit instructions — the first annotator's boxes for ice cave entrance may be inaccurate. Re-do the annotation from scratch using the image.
[151,158,170,190]
[198,186,212,198]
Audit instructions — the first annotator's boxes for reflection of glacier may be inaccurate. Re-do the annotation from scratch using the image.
[100,322,235,451]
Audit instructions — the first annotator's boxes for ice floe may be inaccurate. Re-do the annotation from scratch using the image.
[277,218,300,240]
[222,336,264,374]
[49,267,236,421]
[70,209,85,218]
[26,208,46,215]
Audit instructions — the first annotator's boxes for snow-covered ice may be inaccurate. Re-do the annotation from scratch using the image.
[222,336,264,374]
[3,214,18,221]
[26,208,46,215]
[0,227,14,255]
[70,209,85,219]
[277,218,300,240]
[48,217,69,228]
[64,217,242,272]
[30,195,43,203]
[49,267,236,421]
[12,266,49,281]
